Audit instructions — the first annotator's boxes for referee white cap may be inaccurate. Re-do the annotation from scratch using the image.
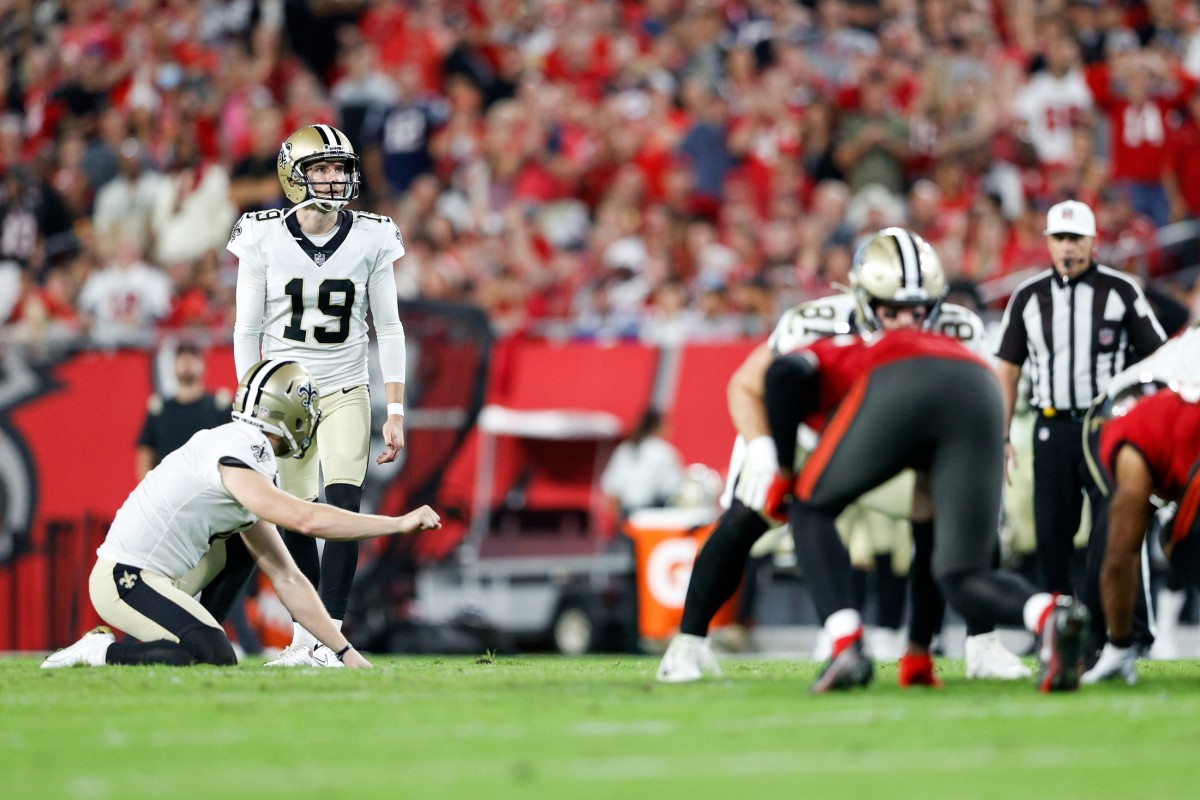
[1044,199,1097,237]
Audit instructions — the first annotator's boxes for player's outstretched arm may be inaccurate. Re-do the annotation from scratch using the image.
[220,463,441,540]
[241,520,372,668]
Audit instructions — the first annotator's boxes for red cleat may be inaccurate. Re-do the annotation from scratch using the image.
[897,652,942,688]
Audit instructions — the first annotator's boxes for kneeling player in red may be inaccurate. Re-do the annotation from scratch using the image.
[1083,384,1200,685]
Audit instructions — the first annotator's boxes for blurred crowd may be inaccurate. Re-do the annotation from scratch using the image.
[3,0,1200,355]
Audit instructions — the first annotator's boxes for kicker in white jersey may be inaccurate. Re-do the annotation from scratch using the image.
[97,422,278,580]
[228,208,406,396]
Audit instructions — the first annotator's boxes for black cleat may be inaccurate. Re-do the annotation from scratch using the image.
[1038,596,1091,693]
[810,639,874,694]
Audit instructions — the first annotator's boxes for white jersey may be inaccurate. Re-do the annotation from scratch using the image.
[1105,321,1200,399]
[1013,69,1093,165]
[720,294,987,510]
[76,261,172,342]
[229,208,407,395]
[98,422,277,579]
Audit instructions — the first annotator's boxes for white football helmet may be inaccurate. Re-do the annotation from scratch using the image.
[850,227,947,331]
[277,124,361,213]
[232,359,323,458]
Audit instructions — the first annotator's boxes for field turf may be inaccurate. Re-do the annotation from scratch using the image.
[3,654,1197,800]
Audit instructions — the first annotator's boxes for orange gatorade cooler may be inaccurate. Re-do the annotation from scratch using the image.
[625,508,740,643]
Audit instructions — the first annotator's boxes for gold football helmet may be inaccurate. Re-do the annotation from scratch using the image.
[850,227,947,331]
[276,124,361,212]
[232,360,322,458]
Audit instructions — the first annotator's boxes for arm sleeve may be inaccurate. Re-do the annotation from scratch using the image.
[994,290,1030,365]
[232,256,267,383]
[369,225,408,384]
[1126,283,1167,361]
[764,352,821,474]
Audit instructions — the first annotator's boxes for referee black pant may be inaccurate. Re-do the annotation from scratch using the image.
[1031,413,1096,595]
[1033,412,1152,653]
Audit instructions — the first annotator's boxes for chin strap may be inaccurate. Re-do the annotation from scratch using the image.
[282,196,348,221]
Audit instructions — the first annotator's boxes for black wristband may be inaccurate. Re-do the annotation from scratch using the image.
[1109,635,1134,649]
[335,643,353,662]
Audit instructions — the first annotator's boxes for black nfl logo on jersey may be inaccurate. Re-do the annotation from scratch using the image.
[314,252,326,266]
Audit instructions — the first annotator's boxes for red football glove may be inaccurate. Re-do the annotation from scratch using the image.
[763,473,794,524]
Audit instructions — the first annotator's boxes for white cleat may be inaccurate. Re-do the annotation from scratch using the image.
[964,631,1033,680]
[264,643,317,667]
[41,626,115,669]
[310,644,347,668]
[656,634,723,683]
[1080,642,1137,685]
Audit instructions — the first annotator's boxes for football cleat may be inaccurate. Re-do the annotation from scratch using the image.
[656,634,723,683]
[310,644,347,669]
[264,643,317,667]
[810,639,874,694]
[965,631,1033,680]
[1080,642,1137,686]
[1037,596,1090,692]
[897,652,941,688]
[41,626,115,669]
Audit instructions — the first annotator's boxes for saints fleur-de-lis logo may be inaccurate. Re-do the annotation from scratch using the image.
[119,571,137,590]
[297,382,315,412]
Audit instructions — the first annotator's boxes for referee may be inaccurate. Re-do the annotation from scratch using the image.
[995,199,1166,600]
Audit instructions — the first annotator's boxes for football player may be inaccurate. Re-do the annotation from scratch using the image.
[759,328,1088,693]
[41,361,441,670]
[1080,380,1200,686]
[228,124,408,666]
[1080,320,1200,681]
[657,228,1029,685]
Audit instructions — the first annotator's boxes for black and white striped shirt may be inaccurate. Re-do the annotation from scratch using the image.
[995,262,1166,413]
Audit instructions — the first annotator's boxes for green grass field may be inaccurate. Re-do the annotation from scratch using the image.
[4,654,1197,800]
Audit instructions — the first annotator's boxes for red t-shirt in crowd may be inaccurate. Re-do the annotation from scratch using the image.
[1086,63,1196,183]
[1166,116,1200,217]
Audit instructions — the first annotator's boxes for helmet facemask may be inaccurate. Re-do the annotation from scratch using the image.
[290,153,361,213]
[850,227,947,333]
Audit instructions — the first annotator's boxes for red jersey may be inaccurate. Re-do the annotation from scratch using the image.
[1100,391,1200,502]
[1086,64,1196,183]
[786,329,986,432]
[1166,116,1200,217]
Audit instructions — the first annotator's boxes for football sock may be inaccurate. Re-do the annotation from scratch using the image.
[679,502,768,637]
[1023,592,1056,635]
[321,483,363,621]
[293,623,318,650]
[907,520,943,649]
[789,504,856,620]
[826,608,863,657]
[282,526,320,587]
[874,553,906,630]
